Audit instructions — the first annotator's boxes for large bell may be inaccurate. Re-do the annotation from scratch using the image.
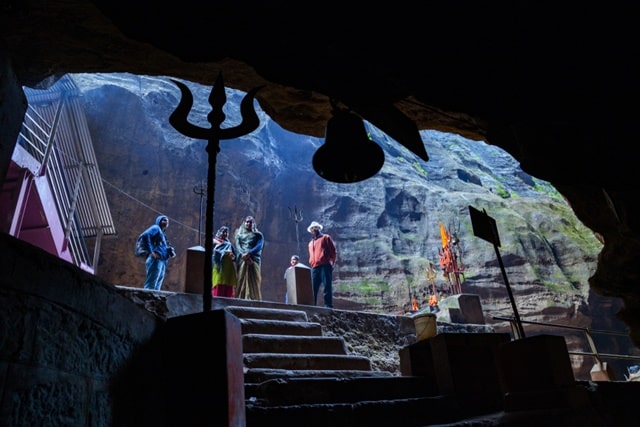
[312,107,385,183]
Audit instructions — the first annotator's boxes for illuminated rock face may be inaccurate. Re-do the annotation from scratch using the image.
[2,2,640,355]
[67,73,632,381]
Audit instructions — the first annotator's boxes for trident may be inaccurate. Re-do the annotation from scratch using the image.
[170,73,263,311]
[193,181,206,247]
[288,205,304,255]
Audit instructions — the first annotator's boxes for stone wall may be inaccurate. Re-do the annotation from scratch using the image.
[0,233,161,425]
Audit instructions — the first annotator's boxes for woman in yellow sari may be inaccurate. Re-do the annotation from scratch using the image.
[234,216,264,300]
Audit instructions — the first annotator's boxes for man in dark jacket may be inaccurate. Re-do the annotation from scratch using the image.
[307,221,337,308]
[140,215,174,290]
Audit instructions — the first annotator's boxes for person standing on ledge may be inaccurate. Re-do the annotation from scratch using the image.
[287,254,300,270]
[234,215,265,300]
[307,221,337,308]
[140,215,175,291]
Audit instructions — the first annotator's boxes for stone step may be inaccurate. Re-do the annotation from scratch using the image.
[240,318,324,336]
[245,395,465,427]
[232,304,375,387]
[243,333,347,354]
[244,368,393,385]
[244,353,372,371]
[245,375,437,406]
[226,305,310,322]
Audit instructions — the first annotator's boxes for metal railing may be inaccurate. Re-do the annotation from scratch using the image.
[14,76,116,272]
[493,315,640,380]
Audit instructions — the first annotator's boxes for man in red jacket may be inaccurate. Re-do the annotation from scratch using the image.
[307,221,337,308]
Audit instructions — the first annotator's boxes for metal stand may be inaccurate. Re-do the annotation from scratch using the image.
[469,205,525,339]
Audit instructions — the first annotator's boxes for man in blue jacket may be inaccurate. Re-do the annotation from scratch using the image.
[140,215,174,290]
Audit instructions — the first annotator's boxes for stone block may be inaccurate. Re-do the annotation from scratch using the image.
[163,309,245,427]
[438,294,485,324]
[184,245,205,294]
[496,334,575,393]
[495,334,591,412]
[436,307,465,323]
[399,332,510,412]
[285,264,314,305]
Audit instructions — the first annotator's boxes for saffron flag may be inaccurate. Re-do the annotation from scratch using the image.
[439,222,450,248]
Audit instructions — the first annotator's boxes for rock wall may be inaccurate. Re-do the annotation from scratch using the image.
[0,233,159,425]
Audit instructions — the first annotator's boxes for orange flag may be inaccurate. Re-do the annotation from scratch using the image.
[439,222,450,248]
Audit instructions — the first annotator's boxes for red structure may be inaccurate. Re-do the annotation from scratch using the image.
[438,222,465,295]
[0,76,116,274]
[425,260,438,295]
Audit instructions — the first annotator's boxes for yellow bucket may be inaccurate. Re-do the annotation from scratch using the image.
[413,313,437,341]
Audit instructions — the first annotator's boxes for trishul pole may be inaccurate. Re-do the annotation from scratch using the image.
[288,205,303,255]
[170,73,263,311]
[193,181,206,247]
[426,260,437,295]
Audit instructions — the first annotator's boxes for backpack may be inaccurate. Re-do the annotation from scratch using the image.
[134,233,149,258]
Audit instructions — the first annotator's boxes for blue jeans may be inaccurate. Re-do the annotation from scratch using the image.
[311,264,333,308]
[144,256,167,290]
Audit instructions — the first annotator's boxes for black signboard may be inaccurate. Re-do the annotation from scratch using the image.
[468,205,501,248]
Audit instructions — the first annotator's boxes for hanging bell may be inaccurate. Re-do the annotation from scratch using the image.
[312,107,385,183]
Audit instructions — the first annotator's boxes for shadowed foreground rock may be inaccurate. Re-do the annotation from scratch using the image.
[2,232,640,426]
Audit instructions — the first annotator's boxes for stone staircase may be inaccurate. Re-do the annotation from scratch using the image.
[223,304,640,427]
[229,306,373,379]
[224,305,465,427]
[111,289,640,427]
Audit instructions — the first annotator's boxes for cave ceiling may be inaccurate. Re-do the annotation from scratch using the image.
[3,2,637,187]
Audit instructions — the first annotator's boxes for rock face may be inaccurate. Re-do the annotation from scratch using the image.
[2,2,640,356]
[59,74,635,382]
[69,74,595,301]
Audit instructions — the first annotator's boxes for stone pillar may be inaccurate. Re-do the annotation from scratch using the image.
[496,334,588,412]
[284,264,313,305]
[437,293,485,324]
[399,332,511,413]
[163,309,245,427]
[185,245,205,294]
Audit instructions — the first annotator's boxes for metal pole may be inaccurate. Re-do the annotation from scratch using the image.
[494,244,526,339]
[288,205,303,255]
[202,142,219,312]
[169,73,262,312]
[193,181,206,246]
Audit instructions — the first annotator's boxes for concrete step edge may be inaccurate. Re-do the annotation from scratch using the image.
[243,334,347,354]
[244,353,372,371]
[225,305,309,322]
[240,319,323,336]
[245,375,437,405]
[245,395,466,426]
[244,368,393,385]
